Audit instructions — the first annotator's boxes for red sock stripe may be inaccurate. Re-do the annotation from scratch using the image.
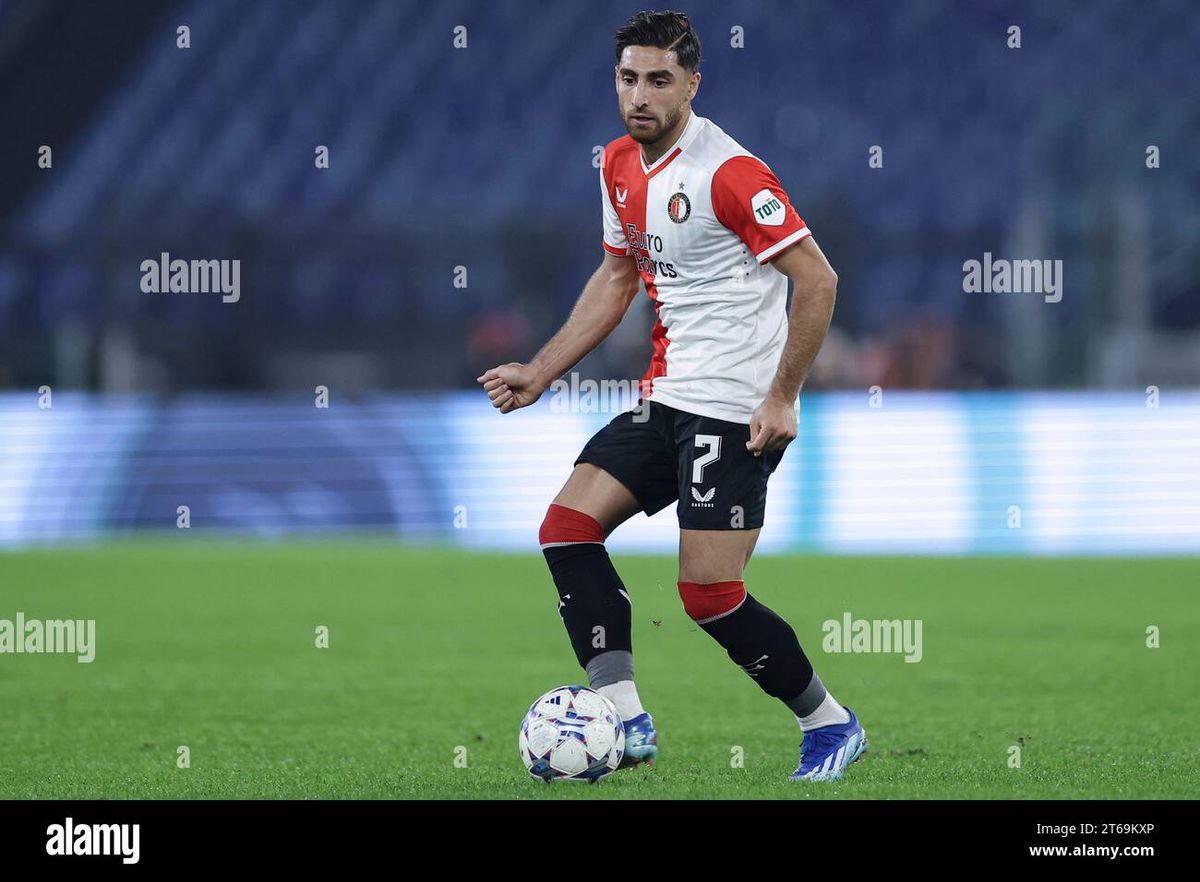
[539,503,605,546]
[677,580,747,623]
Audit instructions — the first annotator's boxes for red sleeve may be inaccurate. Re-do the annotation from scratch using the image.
[711,155,811,264]
[600,144,631,256]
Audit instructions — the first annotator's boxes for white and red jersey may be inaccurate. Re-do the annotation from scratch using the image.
[600,111,811,424]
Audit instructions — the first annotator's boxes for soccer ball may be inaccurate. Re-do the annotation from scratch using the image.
[519,685,625,782]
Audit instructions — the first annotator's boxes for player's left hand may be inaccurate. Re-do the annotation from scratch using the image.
[746,394,797,456]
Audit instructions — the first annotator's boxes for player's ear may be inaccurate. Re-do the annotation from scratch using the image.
[689,70,701,100]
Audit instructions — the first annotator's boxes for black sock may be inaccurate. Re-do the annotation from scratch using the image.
[542,543,632,670]
[698,592,819,710]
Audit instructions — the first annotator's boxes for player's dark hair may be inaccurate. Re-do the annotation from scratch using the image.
[614,10,701,73]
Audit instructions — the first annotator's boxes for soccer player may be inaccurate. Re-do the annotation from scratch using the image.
[478,10,867,782]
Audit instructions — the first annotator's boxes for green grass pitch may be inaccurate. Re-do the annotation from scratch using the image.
[1,541,1196,799]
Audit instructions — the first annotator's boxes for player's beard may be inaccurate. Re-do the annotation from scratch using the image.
[624,100,686,146]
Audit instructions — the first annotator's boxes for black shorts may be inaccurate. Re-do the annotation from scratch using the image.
[574,400,785,531]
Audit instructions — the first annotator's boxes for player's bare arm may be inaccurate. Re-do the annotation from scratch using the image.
[476,251,640,413]
[746,236,839,456]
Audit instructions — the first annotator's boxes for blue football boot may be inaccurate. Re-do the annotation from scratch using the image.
[789,706,868,782]
[618,712,658,769]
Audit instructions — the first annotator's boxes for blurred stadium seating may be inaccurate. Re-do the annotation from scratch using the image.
[1,0,1197,393]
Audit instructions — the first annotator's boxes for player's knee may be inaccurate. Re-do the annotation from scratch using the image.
[539,503,605,548]
[677,579,747,623]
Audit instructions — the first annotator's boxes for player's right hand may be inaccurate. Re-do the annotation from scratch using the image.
[476,363,544,414]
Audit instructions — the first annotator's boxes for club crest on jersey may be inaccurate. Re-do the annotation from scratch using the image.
[751,188,786,226]
[667,191,691,224]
